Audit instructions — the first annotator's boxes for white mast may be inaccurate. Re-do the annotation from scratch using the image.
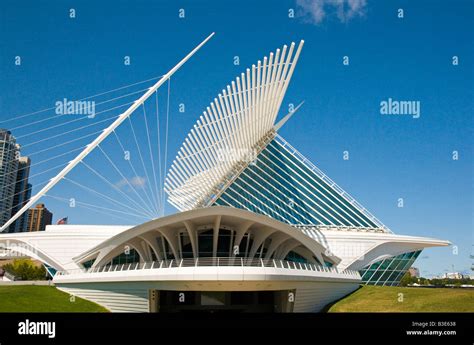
[0,32,215,232]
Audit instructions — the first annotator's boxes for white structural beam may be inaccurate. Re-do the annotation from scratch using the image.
[1,32,215,232]
[212,215,222,258]
[183,220,198,258]
[273,101,304,131]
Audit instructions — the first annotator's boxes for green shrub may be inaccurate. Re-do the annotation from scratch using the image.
[2,259,47,281]
[399,272,417,286]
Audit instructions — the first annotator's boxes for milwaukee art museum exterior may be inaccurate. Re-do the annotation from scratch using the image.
[0,37,449,312]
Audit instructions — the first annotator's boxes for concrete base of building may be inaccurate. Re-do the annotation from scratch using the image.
[56,279,359,313]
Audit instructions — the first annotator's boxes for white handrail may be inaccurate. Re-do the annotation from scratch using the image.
[55,257,361,279]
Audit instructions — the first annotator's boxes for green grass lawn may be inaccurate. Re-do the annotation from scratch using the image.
[1,285,473,313]
[328,285,474,312]
[0,285,108,312]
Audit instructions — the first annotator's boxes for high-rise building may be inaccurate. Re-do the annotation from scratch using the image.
[408,267,420,278]
[27,203,53,232]
[0,129,32,233]
[11,157,32,232]
[0,129,20,230]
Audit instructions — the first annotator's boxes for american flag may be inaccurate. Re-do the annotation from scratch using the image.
[56,217,68,225]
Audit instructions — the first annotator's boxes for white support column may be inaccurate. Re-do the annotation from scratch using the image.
[212,215,222,258]
[90,244,117,268]
[183,220,198,259]
[264,233,291,259]
[139,232,164,261]
[273,239,297,260]
[232,220,254,256]
[127,238,150,263]
[277,240,301,260]
[247,227,277,260]
[157,228,181,260]
[292,247,319,265]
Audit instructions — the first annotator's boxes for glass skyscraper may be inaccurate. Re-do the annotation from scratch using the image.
[0,129,31,232]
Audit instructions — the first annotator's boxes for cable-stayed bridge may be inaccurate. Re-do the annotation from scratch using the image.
[1,33,389,235]
[0,33,214,230]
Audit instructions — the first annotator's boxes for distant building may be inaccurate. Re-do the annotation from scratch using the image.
[10,157,32,232]
[442,272,465,279]
[0,129,31,232]
[408,267,420,278]
[27,204,53,232]
[0,129,20,229]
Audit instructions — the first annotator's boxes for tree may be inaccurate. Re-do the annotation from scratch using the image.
[2,259,47,281]
[399,272,415,286]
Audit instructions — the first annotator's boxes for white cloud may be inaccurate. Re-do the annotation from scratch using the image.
[116,176,147,189]
[296,0,367,25]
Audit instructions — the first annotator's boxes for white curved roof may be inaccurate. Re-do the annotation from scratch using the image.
[72,205,338,268]
[165,41,304,211]
[301,228,450,270]
[0,225,128,270]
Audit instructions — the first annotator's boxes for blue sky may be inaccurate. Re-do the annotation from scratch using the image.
[0,0,472,277]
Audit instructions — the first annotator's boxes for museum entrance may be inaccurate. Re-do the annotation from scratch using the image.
[149,290,295,313]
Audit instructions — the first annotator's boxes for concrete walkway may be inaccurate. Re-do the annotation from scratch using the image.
[0,280,54,286]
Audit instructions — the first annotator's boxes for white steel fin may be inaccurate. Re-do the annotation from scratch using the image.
[165,40,304,211]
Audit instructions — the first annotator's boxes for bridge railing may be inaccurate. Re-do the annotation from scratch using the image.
[55,257,360,280]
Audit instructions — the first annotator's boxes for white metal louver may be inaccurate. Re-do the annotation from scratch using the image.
[165,41,305,211]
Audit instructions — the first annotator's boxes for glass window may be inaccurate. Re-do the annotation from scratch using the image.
[111,248,140,265]
[285,251,309,263]
[217,229,232,257]
[180,233,194,258]
[198,230,214,257]
[360,250,422,286]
